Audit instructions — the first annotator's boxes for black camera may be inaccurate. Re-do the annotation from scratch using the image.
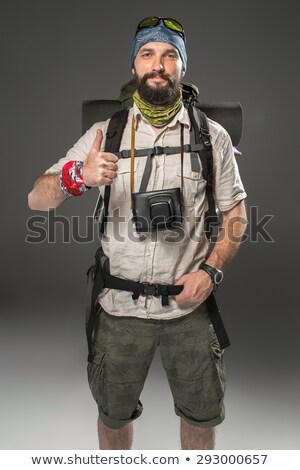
[132,187,183,232]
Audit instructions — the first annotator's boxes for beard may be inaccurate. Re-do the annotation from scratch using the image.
[133,69,182,106]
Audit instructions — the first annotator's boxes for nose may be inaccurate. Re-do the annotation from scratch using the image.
[152,56,164,73]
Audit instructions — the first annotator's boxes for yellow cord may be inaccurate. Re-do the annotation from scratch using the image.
[130,116,135,208]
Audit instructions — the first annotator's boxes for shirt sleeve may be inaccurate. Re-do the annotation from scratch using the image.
[209,119,247,212]
[44,121,109,175]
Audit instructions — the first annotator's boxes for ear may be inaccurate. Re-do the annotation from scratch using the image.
[131,67,135,76]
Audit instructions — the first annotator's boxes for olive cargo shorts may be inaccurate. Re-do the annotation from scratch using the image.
[87,303,226,429]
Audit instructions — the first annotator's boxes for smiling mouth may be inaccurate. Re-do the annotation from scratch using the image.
[149,75,165,80]
[147,76,168,85]
[148,77,166,83]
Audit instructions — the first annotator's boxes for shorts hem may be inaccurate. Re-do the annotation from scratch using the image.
[176,407,225,428]
[97,401,143,430]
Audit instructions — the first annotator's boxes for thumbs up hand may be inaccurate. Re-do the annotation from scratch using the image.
[82,129,118,187]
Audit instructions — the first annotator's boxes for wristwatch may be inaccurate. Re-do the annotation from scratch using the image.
[200,263,224,292]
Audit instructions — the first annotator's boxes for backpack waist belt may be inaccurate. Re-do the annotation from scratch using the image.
[101,257,183,306]
[101,257,230,350]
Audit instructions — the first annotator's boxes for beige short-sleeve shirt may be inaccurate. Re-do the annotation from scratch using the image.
[45,104,247,320]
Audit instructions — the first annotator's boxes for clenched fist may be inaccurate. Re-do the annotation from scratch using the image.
[174,270,213,304]
[82,129,118,187]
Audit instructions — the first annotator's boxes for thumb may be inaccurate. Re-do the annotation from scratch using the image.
[92,128,103,152]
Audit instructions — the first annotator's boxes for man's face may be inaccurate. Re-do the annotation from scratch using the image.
[132,41,184,105]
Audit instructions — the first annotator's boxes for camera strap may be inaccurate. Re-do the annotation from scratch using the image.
[130,117,135,208]
[180,124,184,198]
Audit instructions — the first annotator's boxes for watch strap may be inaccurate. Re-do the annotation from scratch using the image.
[200,263,223,291]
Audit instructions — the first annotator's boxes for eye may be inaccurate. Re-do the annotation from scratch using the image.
[141,51,152,58]
[166,52,178,59]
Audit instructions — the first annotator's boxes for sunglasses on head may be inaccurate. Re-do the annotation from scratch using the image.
[136,17,185,41]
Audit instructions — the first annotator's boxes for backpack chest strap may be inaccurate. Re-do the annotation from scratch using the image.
[114,143,205,159]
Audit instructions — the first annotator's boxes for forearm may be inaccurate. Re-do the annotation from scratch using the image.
[175,199,247,304]
[206,200,248,270]
[28,174,67,211]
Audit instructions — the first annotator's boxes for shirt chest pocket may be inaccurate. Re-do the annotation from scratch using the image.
[113,159,140,202]
[177,158,207,206]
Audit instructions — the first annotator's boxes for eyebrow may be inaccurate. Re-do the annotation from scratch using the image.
[138,47,178,55]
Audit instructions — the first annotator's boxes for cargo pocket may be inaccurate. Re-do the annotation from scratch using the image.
[87,348,108,413]
[210,336,226,398]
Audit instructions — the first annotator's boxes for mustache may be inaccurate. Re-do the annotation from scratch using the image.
[141,71,173,85]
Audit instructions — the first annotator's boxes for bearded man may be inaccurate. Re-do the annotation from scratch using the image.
[28,17,247,450]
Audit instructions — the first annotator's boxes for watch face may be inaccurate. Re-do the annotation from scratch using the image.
[214,270,224,284]
[201,264,223,285]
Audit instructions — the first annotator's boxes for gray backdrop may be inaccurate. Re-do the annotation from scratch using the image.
[1,0,299,449]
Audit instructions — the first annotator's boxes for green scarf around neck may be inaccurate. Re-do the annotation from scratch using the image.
[133,89,183,126]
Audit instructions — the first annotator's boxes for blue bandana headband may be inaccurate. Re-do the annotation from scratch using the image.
[130,22,187,70]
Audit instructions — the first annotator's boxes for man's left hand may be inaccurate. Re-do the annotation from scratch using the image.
[174,270,213,304]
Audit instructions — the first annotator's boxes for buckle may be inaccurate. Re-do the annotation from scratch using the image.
[153,146,164,155]
[120,149,131,158]
[204,141,212,148]
[200,127,210,136]
[142,282,159,296]
[200,128,212,148]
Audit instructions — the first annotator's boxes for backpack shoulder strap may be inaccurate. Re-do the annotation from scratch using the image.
[187,105,220,240]
[99,108,129,233]
[188,106,230,347]
[104,108,130,151]
[87,109,128,361]
[187,105,211,179]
